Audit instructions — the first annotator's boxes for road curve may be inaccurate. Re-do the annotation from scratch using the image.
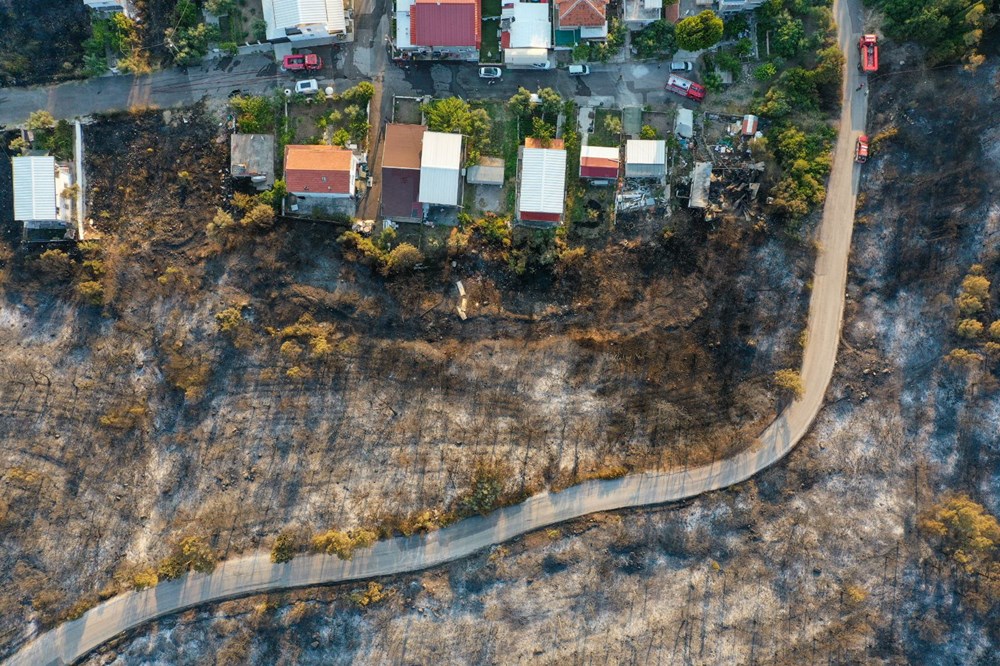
[5,1,867,664]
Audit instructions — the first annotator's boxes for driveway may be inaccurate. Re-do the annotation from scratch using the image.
[4,0,869,661]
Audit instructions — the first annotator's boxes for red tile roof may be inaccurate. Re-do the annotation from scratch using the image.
[411,0,480,48]
[284,145,355,195]
[557,0,607,28]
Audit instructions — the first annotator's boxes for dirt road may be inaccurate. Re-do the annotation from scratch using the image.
[3,0,868,663]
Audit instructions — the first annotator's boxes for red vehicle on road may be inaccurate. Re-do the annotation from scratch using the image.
[282,54,322,71]
[858,34,878,73]
[665,74,705,102]
[855,135,869,163]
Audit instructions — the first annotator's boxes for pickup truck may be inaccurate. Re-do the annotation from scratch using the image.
[282,54,322,72]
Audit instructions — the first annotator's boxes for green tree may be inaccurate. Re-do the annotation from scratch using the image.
[421,97,490,163]
[271,531,299,564]
[508,87,534,117]
[632,20,677,58]
[330,128,351,146]
[753,62,778,81]
[530,116,555,142]
[875,0,995,63]
[36,249,76,281]
[537,87,563,119]
[382,243,424,276]
[773,368,804,399]
[703,71,724,92]
[957,319,984,339]
[772,12,804,58]
[675,10,724,51]
[603,113,623,136]
[640,125,659,139]
[205,0,237,15]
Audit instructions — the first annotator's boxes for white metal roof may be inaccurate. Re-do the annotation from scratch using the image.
[503,2,551,49]
[644,0,662,8]
[263,0,346,39]
[519,147,566,215]
[580,145,619,161]
[689,162,713,208]
[504,48,549,65]
[625,139,665,165]
[418,131,462,205]
[12,156,57,222]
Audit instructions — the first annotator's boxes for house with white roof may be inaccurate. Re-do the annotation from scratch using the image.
[517,138,566,225]
[418,131,463,207]
[12,156,74,242]
[83,0,136,17]
[501,1,552,68]
[261,0,349,45]
[625,139,666,178]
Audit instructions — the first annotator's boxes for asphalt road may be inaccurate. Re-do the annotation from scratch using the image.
[3,0,868,662]
[0,54,287,126]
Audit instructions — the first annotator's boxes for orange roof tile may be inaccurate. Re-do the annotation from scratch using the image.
[284,145,355,195]
[557,0,607,28]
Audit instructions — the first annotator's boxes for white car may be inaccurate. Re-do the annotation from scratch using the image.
[530,61,553,70]
[294,79,319,94]
[479,66,502,79]
[670,61,693,72]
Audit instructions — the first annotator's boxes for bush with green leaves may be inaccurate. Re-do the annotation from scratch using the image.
[871,0,995,63]
[675,10,724,51]
[632,20,677,59]
[421,97,490,163]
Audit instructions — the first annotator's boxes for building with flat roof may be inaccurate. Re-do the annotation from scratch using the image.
[467,157,505,185]
[12,156,73,242]
[418,131,463,206]
[625,139,666,178]
[501,1,552,67]
[261,0,348,45]
[517,138,566,224]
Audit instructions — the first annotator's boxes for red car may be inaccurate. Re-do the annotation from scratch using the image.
[282,54,322,71]
[855,135,869,163]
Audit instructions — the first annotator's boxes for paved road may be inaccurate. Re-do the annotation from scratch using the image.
[0,54,288,126]
[4,0,867,663]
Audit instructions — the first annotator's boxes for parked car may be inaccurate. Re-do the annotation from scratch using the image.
[282,54,322,72]
[478,66,502,79]
[295,79,319,94]
[670,61,693,72]
[530,61,553,70]
[568,64,590,76]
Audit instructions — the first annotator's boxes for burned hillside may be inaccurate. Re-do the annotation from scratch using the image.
[0,95,813,654]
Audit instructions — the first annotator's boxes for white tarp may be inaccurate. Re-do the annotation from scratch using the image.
[12,156,57,222]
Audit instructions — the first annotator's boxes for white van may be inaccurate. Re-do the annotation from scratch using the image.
[568,64,591,75]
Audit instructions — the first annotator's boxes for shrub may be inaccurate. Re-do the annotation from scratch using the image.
[27,110,56,131]
[382,243,424,276]
[132,569,159,590]
[753,63,777,81]
[919,495,1000,572]
[640,125,659,140]
[989,321,1000,342]
[957,319,984,339]
[158,536,217,580]
[459,460,512,516]
[36,249,76,281]
[773,369,804,399]
[957,292,984,316]
[350,582,390,607]
[961,274,991,301]
[271,531,299,564]
[76,280,105,305]
[241,203,276,230]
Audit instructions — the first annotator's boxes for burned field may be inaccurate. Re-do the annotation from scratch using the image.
[0,0,91,86]
[0,102,807,655]
[75,46,1000,666]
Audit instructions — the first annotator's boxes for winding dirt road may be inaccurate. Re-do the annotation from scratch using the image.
[4,0,868,663]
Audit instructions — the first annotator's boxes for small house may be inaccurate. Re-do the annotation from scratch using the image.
[12,156,73,242]
[674,108,694,139]
[555,0,609,43]
[624,0,662,28]
[284,145,359,199]
[625,139,666,178]
[418,131,463,207]
[579,145,619,180]
[742,114,759,136]
[396,0,480,59]
[502,1,552,68]
[467,157,505,186]
[231,134,275,191]
[380,123,426,220]
[261,0,348,45]
[517,138,566,225]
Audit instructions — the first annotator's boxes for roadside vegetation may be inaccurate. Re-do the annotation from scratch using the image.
[865,0,997,65]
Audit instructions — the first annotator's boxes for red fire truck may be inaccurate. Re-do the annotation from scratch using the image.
[858,34,878,73]
[855,135,869,163]
[665,75,705,102]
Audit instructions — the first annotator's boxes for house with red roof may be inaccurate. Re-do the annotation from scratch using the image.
[394,0,480,60]
[284,145,359,200]
[579,145,619,180]
[555,0,608,42]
